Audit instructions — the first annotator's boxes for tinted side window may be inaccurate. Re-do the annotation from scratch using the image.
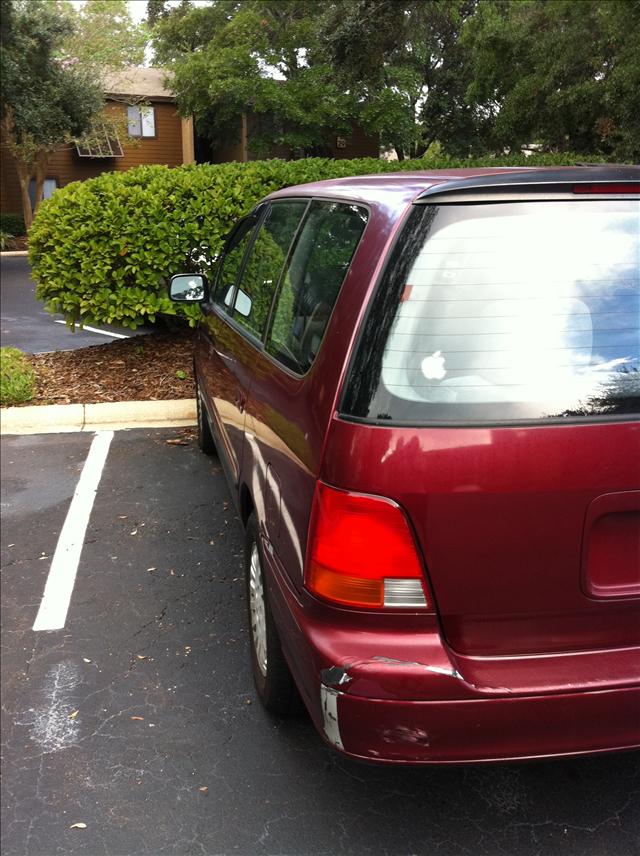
[213,217,257,309]
[267,201,368,373]
[231,200,308,338]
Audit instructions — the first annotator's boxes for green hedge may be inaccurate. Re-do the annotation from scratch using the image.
[0,213,26,236]
[29,153,606,330]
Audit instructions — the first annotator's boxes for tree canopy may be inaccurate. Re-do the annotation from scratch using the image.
[1,0,104,226]
[61,0,149,75]
[463,0,640,159]
[1,0,148,226]
[149,0,640,161]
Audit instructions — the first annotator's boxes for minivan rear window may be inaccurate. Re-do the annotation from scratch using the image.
[342,200,640,423]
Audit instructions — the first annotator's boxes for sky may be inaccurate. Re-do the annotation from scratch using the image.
[124,1,148,24]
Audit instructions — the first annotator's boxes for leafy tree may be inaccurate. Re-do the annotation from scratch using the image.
[1,0,104,228]
[152,0,481,159]
[147,0,170,27]
[1,0,150,228]
[319,0,640,158]
[463,0,640,158]
[147,0,193,29]
[151,0,353,156]
[61,0,149,74]
[320,0,478,158]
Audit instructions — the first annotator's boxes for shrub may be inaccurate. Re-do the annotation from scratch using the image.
[28,152,606,330]
[0,213,26,236]
[0,231,15,251]
[0,347,36,406]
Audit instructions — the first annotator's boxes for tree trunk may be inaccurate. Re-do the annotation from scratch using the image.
[33,151,49,215]
[15,160,33,231]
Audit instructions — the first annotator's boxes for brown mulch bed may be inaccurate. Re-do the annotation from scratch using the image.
[26,329,196,405]
[6,236,28,251]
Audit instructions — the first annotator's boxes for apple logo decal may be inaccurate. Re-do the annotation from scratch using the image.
[421,350,446,380]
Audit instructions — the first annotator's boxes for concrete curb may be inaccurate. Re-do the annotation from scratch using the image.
[1,399,196,435]
[0,250,29,257]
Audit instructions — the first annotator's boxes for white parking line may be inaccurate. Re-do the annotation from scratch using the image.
[53,320,129,339]
[33,431,114,632]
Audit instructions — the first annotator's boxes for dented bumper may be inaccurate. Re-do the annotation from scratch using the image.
[325,685,640,764]
[263,542,640,764]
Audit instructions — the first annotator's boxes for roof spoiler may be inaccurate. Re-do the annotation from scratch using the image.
[415,166,640,203]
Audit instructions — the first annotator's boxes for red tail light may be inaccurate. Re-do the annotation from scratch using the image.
[305,482,430,609]
[573,183,639,194]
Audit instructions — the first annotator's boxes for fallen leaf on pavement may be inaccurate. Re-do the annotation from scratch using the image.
[68,710,79,719]
[69,823,87,829]
[130,716,145,721]
[198,786,209,793]
[136,655,148,660]
[166,438,188,446]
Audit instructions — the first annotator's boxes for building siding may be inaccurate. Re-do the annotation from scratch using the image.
[1,100,185,216]
[110,101,184,171]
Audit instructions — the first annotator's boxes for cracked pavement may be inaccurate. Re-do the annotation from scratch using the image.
[1,429,639,856]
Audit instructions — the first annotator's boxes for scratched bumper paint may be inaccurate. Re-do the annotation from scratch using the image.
[320,685,344,750]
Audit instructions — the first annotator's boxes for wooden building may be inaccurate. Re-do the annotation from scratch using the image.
[0,68,195,218]
[1,66,380,221]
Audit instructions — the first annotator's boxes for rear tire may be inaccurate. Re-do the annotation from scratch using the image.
[196,378,215,456]
[245,513,299,715]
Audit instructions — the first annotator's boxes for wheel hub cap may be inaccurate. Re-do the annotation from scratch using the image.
[248,544,268,677]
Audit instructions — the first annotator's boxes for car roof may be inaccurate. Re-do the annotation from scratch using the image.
[266,165,639,209]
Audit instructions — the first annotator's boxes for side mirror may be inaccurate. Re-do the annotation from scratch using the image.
[169,273,209,303]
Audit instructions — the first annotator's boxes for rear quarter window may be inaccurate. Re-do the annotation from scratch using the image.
[342,199,640,423]
[266,200,368,374]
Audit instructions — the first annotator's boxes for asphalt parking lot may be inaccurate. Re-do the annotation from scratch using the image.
[1,428,639,856]
[0,256,147,352]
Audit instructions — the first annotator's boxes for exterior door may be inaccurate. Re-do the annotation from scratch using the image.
[197,213,261,486]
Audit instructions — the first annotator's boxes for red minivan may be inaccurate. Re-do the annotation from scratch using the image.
[170,167,640,764]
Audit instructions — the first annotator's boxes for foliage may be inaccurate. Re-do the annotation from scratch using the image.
[0,0,104,228]
[0,347,36,406]
[0,231,15,250]
[320,0,478,158]
[151,0,640,161]
[60,0,148,73]
[463,0,640,159]
[147,0,193,29]
[0,213,25,235]
[1,0,146,229]
[29,152,605,331]
[152,1,352,155]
